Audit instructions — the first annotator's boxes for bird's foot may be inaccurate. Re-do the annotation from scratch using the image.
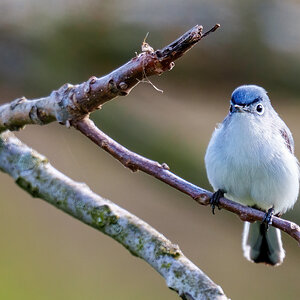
[210,189,224,215]
[262,207,275,230]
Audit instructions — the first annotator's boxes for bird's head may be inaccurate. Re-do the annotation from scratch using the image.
[229,85,271,116]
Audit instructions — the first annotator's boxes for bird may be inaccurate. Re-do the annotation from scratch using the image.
[204,85,299,266]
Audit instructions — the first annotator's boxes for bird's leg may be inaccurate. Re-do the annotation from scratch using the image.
[262,206,275,230]
[210,189,224,215]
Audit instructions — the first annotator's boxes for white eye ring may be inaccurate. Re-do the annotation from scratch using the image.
[256,104,264,115]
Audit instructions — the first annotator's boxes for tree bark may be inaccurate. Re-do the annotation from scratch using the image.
[0,131,227,300]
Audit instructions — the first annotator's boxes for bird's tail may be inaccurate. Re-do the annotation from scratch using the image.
[242,221,285,266]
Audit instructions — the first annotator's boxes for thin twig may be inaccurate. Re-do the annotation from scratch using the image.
[202,24,220,38]
[73,117,300,245]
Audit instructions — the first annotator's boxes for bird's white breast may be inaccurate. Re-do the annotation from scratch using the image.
[205,113,299,214]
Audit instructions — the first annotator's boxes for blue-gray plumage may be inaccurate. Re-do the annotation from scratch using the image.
[205,85,299,266]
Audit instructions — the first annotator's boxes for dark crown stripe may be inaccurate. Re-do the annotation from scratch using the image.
[231,96,262,106]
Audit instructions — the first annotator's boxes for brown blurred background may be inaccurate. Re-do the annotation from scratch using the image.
[0,0,299,299]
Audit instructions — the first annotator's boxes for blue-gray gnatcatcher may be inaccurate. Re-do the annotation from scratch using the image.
[205,85,299,266]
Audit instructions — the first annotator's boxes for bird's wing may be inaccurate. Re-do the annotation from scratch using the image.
[280,126,294,154]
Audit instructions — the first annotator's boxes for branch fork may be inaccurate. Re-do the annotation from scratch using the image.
[1,23,299,299]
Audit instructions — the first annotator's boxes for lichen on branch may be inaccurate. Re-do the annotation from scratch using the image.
[0,131,227,300]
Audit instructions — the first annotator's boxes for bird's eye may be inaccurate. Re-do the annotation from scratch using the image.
[229,105,233,113]
[256,104,264,115]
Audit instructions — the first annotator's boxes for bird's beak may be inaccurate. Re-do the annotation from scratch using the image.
[234,104,246,113]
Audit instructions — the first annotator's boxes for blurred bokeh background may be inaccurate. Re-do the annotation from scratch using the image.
[0,0,299,299]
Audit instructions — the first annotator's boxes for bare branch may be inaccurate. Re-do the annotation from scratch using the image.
[73,117,300,245]
[0,23,298,244]
[0,24,219,132]
[0,24,227,299]
[0,131,228,300]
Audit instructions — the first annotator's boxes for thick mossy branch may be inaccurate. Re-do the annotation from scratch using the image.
[0,131,227,300]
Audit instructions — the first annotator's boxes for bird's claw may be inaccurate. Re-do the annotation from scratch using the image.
[210,189,224,214]
[262,207,275,230]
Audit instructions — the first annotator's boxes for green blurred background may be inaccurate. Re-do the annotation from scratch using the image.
[0,0,299,299]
